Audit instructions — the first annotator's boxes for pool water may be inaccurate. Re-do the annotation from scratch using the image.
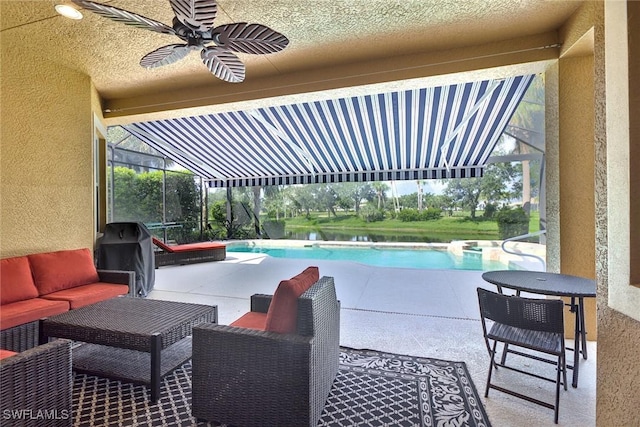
[227,244,509,271]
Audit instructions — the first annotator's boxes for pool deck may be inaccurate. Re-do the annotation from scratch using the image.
[149,251,595,427]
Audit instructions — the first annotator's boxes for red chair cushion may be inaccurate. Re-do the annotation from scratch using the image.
[152,237,174,252]
[41,283,129,309]
[0,349,18,360]
[153,238,225,253]
[230,312,267,331]
[0,256,39,305]
[0,298,69,330]
[168,242,225,252]
[265,267,319,334]
[29,248,100,295]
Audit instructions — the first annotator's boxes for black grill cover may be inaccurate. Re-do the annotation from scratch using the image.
[96,222,155,297]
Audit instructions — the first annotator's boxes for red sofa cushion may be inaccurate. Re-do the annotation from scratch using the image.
[0,256,39,305]
[230,312,267,331]
[152,237,225,253]
[41,283,129,309]
[29,248,100,295]
[265,267,319,334]
[0,349,18,360]
[0,298,69,330]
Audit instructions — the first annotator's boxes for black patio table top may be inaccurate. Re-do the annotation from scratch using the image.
[481,270,596,298]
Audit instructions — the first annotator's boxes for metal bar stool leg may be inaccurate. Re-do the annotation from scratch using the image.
[579,297,588,359]
[571,298,581,388]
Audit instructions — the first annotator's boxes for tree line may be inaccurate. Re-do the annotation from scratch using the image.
[110,160,533,242]
[244,161,531,222]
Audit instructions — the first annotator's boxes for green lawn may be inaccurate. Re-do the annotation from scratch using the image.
[280,210,540,242]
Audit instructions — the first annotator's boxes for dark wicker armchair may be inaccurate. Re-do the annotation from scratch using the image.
[192,276,340,427]
[0,339,72,427]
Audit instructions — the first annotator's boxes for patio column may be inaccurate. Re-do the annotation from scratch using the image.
[548,9,597,340]
[558,54,596,340]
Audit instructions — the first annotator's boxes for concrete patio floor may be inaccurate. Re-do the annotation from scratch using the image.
[148,252,596,427]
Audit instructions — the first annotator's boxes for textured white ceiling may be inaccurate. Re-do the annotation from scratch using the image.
[2,0,582,117]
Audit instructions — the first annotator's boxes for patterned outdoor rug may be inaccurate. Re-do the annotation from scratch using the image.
[72,347,491,426]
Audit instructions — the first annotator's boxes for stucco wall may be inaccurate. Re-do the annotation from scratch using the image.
[559,54,597,338]
[603,0,640,322]
[559,55,595,278]
[548,1,597,339]
[545,63,560,274]
[596,1,640,424]
[1,26,95,258]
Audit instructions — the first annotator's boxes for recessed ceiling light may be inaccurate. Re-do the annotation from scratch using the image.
[55,4,83,20]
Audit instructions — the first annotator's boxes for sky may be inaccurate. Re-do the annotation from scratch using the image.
[391,180,446,196]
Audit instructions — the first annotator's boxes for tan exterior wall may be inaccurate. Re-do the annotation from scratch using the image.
[558,54,595,279]
[596,1,640,424]
[558,54,597,338]
[547,1,598,340]
[1,26,95,258]
[603,1,640,321]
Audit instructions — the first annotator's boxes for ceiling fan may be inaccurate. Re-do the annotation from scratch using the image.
[71,0,289,83]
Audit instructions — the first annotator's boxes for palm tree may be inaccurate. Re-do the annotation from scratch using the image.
[390,181,400,212]
[371,182,389,209]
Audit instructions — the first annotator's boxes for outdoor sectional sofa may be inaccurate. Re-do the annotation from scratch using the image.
[0,248,134,352]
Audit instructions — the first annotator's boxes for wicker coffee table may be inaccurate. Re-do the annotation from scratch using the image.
[40,297,217,402]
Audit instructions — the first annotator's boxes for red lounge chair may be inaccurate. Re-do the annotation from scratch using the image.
[152,238,226,267]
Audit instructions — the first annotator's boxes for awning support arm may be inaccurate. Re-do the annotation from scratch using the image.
[440,79,503,171]
[247,110,319,176]
[123,125,226,180]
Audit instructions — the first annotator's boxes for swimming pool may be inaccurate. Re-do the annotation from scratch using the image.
[226,242,511,271]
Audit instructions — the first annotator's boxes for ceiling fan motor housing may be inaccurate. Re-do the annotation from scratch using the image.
[173,17,210,47]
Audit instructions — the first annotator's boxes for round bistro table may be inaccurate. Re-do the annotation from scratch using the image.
[481,270,596,388]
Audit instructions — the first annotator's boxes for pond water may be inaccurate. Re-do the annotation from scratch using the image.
[284,230,450,243]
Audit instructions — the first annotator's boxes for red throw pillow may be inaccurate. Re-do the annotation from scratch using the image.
[28,248,100,295]
[0,256,39,305]
[265,266,319,334]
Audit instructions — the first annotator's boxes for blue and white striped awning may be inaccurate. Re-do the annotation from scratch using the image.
[125,75,533,187]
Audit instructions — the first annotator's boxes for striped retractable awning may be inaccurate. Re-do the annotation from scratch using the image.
[125,74,533,187]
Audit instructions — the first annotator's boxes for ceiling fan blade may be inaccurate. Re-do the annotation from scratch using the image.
[213,23,289,55]
[201,47,245,83]
[170,0,217,32]
[140,44,192,69]
[72,0,175,35]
